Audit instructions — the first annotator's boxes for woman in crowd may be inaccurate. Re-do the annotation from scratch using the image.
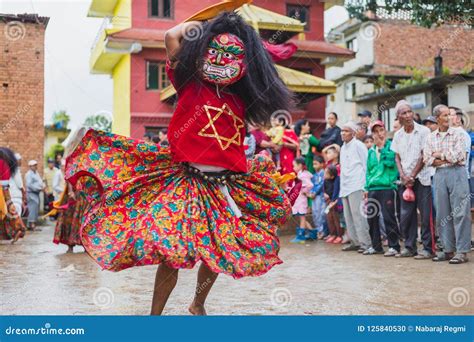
[294,119,320,173]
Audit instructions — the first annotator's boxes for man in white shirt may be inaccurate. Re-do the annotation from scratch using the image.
[340,121,372,252]
[391,100,434,259]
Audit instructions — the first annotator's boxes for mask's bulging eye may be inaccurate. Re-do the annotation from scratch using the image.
[224,52,234,59]
[208,49,217,55]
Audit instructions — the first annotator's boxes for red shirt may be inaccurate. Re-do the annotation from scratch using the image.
[166,63,247,172]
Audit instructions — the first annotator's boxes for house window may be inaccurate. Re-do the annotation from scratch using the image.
[287,4,310,31]
[146,61,170,90]
[149,0,173,18]
[345,81,356,100]
[346,37,358,52]
[469,85,474,103]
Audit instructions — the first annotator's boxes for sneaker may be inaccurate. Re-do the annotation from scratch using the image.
[414,250,434,260]
[326,236,336,243]
[395,248,416,258]
[306,229,318,241]
[384,248,398,257]
[363,247,384,255]
[342,245,360,252]
[357,248,366,253]
[332,237,343,244]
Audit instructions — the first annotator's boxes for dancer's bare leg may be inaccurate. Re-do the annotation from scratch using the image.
[150,263,179,315]
[189,263,218,315]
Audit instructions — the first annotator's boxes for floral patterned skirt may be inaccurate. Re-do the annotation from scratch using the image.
[53,194,88,247]
[65,130,292,278]
[0,188,26,241]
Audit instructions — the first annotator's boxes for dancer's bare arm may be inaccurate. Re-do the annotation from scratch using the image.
[165,21,201,64]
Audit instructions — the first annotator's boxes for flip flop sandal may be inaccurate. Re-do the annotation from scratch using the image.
[449,255,468,264]
[432,253,453,262]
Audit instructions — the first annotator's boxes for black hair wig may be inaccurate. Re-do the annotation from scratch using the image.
[174,12,293,126]
[293,119,309,137]
[0,147,18,176]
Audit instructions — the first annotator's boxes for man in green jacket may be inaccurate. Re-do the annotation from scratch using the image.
[363,120,400,256]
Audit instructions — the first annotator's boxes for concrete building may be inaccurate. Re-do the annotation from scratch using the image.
[0,13,49,175]
[325,10,473,129]
[87,0,353,138]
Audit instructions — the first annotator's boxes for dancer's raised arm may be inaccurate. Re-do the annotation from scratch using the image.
[165,21,201,63]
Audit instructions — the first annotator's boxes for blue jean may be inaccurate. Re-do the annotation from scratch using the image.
[311,195,326,233]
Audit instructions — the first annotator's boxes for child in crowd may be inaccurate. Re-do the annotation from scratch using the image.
[362,135,374,150]
[290,157,314,243]
[308,155,325,240]
[322,144,341,174]
[323,165,344,244]
[266,117,285,169]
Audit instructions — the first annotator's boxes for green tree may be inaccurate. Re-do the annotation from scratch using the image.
[345,0,473,28]
[83,113,112,132]
[46,143,65,161]
[52,110,70,129]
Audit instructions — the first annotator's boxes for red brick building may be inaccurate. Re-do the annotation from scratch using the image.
[0,14,49,176]
[88,0,353,138]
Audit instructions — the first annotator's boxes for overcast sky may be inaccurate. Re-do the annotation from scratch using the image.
[0,0,348,129]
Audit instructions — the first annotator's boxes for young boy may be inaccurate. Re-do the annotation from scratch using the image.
[362,135,374,150]
[323,165,344,244]
[308,155,325,240]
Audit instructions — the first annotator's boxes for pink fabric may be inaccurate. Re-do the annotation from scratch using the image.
[292,170,313,215]
[262,40,298,62]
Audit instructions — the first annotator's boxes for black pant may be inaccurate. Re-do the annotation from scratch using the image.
[368,189,400,252]
[399,179,433,253]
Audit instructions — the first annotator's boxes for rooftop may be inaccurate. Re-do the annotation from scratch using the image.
[0,13,49,26]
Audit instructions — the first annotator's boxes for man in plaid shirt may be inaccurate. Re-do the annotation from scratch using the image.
[424,104,471,264]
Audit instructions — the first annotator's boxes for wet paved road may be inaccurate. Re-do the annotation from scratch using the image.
[1,222,472,315]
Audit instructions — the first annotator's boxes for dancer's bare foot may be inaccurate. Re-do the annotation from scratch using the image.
[11,230,22,244]
[188,301,206,315]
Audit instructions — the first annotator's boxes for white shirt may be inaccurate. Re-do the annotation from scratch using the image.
[452,126,471,178]
[391,122,431,186]
[52,169,65,200]
[340,137,368,197]
[9,170,23,200]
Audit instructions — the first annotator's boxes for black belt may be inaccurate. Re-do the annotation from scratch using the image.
[184,163,246,184]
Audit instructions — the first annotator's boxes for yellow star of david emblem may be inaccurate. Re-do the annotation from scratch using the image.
[198,103,245,150]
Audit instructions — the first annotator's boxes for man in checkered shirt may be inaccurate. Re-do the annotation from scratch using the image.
[424,104,471,264]
[391,100,434,259]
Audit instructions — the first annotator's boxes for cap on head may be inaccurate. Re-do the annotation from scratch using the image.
[395,100,411,114]
[422,116,437,124]
[14,153,22,161]
[357,110,372,118]
[342,121,359,132]
[370,120,385,130]
[28,160,38,166]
